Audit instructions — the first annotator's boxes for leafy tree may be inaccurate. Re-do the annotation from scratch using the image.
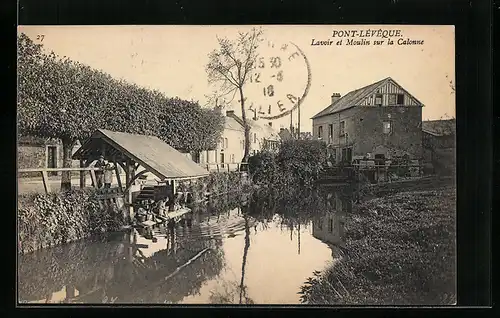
[206,27,264,163]
[18,32,225,190]
[157,98,224,152]
[18,33,107,190]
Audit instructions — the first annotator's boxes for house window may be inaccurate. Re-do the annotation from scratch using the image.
[318,126,323,139]
[231,154,235,163]
[192,152,201,163]
[375,94,383,106]
[383,121,392,134]
[397,94,404,105]
[253,133,257,143]
[339,121,345,136]
[328,218,334,233]
[225,138,228,149]
[328,124,333,140]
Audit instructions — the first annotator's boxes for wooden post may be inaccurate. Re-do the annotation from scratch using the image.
[79,160,86,189]
[206,164,210,171]
[227,164,230,173]
[170,180,176,197]
[90,170,97,188]
[41,171,51,194]
[126,161,136,222]
[217,164,220,173]
[114,163,123,191]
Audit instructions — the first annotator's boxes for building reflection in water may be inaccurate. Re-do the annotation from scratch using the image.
[311,187,353,248]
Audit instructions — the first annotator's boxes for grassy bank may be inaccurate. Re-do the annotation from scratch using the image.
[18,189,126,254]
[300,177,456,305]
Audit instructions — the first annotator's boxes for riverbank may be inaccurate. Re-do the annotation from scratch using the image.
[18,189,127,255]
[300,176,456,305]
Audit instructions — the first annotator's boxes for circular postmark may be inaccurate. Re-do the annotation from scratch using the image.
[245,40,311,120]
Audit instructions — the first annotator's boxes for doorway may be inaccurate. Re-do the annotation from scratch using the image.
[220,153,225,168]
[47,146,57,176]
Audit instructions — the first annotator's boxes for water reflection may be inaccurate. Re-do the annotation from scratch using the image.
[311,187,353,248]
[18,187,353,304]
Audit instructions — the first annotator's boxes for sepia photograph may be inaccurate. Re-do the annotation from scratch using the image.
[17,25,456,305]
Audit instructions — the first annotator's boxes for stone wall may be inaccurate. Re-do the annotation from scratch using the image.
[18,141,82,178]
[313,106,423,160]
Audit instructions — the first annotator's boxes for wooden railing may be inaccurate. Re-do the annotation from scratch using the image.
[18,167,102,193]
[202,162,249,173]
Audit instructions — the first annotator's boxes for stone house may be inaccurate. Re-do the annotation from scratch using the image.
[311,77,424,163]
[193,110,281,169]
[17,136,81,177]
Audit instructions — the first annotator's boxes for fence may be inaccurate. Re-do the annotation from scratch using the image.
[18,167,103,194]
[202,162,249,173]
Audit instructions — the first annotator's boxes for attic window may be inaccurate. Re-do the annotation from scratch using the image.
[397,94,404,105]
[375,94,383,106]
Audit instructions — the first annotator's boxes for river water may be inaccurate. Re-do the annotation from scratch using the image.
[18,186,353,305]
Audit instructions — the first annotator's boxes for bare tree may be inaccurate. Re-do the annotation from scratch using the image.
[206,27,264,163]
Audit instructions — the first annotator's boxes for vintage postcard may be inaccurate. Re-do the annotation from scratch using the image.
[17,25,456,305]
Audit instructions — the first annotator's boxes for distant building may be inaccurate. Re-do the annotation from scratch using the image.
[17,136,81,177]
[278,128,294,141]
[299,132,313,140]
[422,119,456,175]
[194,110,281,170]
[311,77,424,163]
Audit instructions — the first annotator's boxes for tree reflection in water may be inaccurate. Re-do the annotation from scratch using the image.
[209,201,254,305]
[18,219,226,304]
[19,186,352,305]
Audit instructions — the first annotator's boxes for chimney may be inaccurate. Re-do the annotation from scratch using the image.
[331,93,341,105]
[225,110,245,126]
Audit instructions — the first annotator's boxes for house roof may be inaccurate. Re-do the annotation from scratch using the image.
[224,111,281,140]
[422,119,456,137]
[224,117,245,132]
[278,128,293,141]
[72,129,209,180]
[248,119,281,140]
[311,77,424,119]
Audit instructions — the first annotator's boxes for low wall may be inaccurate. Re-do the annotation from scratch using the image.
[18,189,127,255]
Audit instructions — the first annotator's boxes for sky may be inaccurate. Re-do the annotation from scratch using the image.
[19,25,455,132]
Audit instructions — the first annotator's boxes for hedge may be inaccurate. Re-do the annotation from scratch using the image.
[18,189,126,254]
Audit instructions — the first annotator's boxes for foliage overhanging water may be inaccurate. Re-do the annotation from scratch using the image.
[18,187,352,304]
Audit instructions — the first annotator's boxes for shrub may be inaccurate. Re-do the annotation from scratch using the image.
[18,189,126,254]
[176,171,251,203]
[249,140,328,189]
